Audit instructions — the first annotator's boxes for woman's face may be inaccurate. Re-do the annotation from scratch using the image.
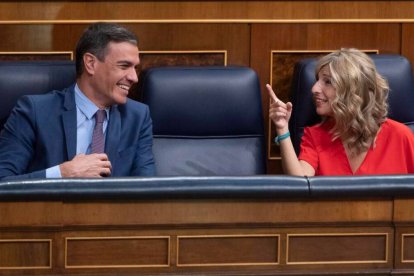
[311,65,337,117]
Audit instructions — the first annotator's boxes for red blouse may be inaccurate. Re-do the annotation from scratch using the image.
[298,118,414,175]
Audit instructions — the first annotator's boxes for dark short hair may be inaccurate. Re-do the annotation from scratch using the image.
[75,22,138,77]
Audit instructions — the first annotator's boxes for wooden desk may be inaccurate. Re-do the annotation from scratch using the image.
[1,196,413,275]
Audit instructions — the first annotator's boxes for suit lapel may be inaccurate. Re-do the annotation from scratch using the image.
[105,105,121,172]
[62,86,77,160]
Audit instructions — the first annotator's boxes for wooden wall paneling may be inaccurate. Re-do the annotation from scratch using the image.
[129,24,250,66]
[394,199,414,270]
[0,229,63,274]
[139,51,226,68]
[0,239,51,269]
[2,1,414,21]
[0,25,56,52]
[401,23,414,67]
[283,228,394,273]
[65,236,170,268]
[287,233,389,264]
[0,23,248,65]
[0,202,62,227]
[0,52,73,61]
[59,199,392,226]
[177,234,279,266]
[401,234,414,263]
[394,228,414,271]
[250,23,401,173]
[0,24,86,52]
[0,198,398,274]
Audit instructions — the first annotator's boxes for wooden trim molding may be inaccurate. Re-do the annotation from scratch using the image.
[0,239,52,270]
[401,234,414,263]
[65,236,170,269]
[286,233,389,265]
[0,51,74,60]
[176,234,280,267]
[2,19,414,24]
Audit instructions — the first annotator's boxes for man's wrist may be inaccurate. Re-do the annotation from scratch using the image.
[46,165,62,178]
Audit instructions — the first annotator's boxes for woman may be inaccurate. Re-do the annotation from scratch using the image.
[267,48,414,176]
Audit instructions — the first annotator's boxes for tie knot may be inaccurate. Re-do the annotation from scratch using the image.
[95,109,106,124]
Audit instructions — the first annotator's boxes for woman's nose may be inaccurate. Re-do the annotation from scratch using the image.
[311,81,321,94]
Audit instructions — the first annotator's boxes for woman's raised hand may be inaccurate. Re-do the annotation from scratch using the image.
[266,84,293,132]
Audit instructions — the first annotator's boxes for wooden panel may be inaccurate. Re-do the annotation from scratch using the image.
[65,236,169,268]
[140,51,226,68]
[287,233,388,264]
[0,52,73,61]
[402,234,414,263]
[0,239,51,269]
[0,197,406,274]
[177,235,279,266]
[129,24,249,66]
[394,199,414,222]
[0,24,248,66]
[402,23,414,67]
[0,25,55,51]
[395,228,414,271]
[0,202,62,227]
[2,1,414,21]
[61,199,392,226]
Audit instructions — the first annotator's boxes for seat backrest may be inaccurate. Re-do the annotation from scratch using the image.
[141,66,266,176]
[289,54,414,155]
[0,61,76,130]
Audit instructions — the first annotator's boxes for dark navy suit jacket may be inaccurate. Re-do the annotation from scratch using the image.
[0,85,156,180]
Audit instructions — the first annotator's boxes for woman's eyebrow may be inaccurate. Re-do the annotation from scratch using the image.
[321,73,332,78]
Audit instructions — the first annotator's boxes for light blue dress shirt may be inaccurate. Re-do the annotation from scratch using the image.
[46,84,109,178]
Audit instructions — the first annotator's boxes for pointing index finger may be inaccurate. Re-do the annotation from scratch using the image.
[266,84,279,103]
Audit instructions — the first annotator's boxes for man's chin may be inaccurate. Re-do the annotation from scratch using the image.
[115,96,128,105]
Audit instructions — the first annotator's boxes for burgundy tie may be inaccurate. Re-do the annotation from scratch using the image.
[91,109,106,154]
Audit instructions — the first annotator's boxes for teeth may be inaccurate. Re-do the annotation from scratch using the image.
[315,98,328,103]
[118,84,129,91]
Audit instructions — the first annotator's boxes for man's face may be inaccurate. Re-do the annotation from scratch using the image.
[92,41,140,107]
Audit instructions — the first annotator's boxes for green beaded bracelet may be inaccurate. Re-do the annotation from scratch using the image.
[274,131,290,145]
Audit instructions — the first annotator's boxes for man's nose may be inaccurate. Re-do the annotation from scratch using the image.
[128,68,139,83]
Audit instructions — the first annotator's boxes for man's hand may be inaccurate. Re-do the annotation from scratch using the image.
[266,84,293,133]
[60,154,112,177]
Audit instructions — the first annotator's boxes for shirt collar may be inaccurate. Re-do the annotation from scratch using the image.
[74,84,110,119]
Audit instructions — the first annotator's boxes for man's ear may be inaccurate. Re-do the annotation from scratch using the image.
[83,53,97,75]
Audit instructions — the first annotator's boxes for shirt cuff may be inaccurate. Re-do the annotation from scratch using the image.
[46,165,62,178]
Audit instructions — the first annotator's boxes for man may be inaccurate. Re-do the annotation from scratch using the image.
[0,22,156,180]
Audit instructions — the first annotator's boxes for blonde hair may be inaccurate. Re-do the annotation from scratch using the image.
[315,48,389,154]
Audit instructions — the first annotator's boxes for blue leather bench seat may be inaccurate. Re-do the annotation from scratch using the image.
[0,61,76,130]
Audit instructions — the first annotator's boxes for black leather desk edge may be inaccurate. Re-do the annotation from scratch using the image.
[308,174,414,197]
[1,175,414,201]
[0,176,307,201]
